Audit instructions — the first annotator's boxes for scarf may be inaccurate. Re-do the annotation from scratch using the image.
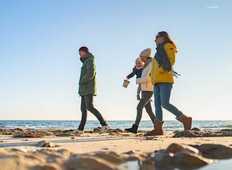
[155,43,172,72]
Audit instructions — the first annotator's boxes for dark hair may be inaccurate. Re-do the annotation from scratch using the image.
[157,31,176,48]
[79,46,89,53]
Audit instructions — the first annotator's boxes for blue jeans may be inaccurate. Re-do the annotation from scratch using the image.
[154,83,183,121]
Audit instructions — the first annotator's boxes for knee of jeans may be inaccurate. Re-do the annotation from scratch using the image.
[161,101,170,109]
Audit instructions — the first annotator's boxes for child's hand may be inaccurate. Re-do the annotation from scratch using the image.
[137,94,141,100]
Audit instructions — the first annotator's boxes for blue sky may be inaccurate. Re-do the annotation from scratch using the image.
[0,0,232,120]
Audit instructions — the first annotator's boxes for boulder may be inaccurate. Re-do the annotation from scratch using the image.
[32,164,59,170]
[123,150,149,161]
[154,143,212,170]
[64,155,117,170]
[154,150,174,169]
[94,151,125,164]
[167,143,199,154]
[173,152,211,169]
[0,155,25,170]
[196,144,232,159]
[140,157,155,170]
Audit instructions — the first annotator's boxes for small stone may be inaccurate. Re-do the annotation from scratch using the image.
[37,140,55,148]
[121,133,130,137]
[71,136,75,140]
[123,150,136,155]
[145,136,157,140]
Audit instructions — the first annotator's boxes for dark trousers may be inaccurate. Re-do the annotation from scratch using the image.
[78,94,107,130]
[135,91,156,126]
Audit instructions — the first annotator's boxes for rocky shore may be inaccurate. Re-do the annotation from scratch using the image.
[0,128,232,170]
[1,127,232,138]
[1,142,232,170]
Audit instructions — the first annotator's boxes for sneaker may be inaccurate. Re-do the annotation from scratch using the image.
[125,124,138,134]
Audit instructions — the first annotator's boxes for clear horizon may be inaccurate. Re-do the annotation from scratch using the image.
[1,0,232,121]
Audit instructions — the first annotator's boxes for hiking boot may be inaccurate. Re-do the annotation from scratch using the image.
[177,114,192,130]
[125,124,138,134]
[144,120,164,136]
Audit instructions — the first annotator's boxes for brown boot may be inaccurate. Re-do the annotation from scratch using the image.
[144,120,164,136]
[177,114,192,130]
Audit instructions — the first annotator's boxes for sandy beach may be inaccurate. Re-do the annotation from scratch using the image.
[1,128,232,170]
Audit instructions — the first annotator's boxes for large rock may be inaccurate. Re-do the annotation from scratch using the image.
[167,143,199,154]
[154,143,212,170]
[0,153,45,170]
[64,155,117,170]
[94,151,125,164]
[154,150,174,168]
[140,157,155,170]
[196,144,232,159]
[31,164,59,170]
[0,155,25,170]
[173,152,210,169]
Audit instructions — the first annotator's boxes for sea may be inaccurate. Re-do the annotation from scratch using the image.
[0,120,231,131]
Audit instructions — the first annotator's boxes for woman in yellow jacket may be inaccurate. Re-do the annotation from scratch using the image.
[146,31,192,136]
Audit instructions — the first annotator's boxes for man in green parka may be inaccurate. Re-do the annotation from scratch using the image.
[78,46,108,131]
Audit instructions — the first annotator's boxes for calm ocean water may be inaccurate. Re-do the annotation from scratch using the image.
[0,120,231,131]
